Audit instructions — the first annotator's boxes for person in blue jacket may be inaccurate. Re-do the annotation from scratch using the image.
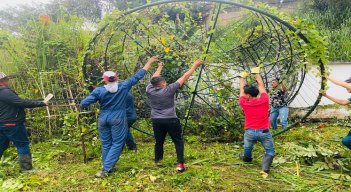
[125,92,137,151]
[80,56,157,178]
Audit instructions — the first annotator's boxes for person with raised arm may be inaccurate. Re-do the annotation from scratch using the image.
[322,75,351,149]
[238,67,275,177]
[146,59,204,172]
[80,56,158,178]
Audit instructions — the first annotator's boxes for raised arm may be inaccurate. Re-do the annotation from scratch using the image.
[322,92,351,105]
[152,62,164,78]
[239,75,246,97]
[256,74,267,94]
[143,56,158,71]
[124,56,158,88]
[327,76,351,90]
[176,59,204,86]
[251,67,266,94]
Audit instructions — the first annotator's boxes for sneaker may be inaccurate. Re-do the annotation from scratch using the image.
[176,163,186,172]
[95,170,108,178]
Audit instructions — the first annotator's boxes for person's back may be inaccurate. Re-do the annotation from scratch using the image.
[146,60,204,172]
[147,82,180,119]
[79,56,157,178]
[238,68,275,177]
[87,82,134,119]
[240,92,269,129]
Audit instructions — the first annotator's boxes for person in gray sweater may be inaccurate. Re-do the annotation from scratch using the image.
[146,59,204,172]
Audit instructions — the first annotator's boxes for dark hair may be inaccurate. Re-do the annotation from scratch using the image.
[272,77,280,82]
[151,76,166,87]
[244,85,259,97]
[108,76,117,82]
[345,77,351,83]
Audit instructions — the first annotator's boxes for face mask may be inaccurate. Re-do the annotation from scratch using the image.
[104,81,118,93]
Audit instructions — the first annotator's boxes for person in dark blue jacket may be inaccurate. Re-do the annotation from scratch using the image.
[125,92,137,151]
[0,72,48,172]
[80,56,157,178]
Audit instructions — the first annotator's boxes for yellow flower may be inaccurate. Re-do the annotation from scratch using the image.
[164,47,170,53]
[169,35,175,40]
[160,38,166,45]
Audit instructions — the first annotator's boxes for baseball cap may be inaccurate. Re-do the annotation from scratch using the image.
[0,72,8,80]
[102,71,118,82]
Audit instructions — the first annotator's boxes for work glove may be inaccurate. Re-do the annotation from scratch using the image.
[239,71,250,78]
[250,67,260,74]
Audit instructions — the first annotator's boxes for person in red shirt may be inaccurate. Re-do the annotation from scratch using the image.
[238,67,275,175]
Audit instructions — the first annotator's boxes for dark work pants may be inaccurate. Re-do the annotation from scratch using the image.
[152,118,184,163]
[125,119,137,150]
[0,123,31,159]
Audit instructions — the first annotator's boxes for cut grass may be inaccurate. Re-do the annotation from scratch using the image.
[1,123,351,191]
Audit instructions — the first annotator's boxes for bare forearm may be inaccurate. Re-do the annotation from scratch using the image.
[142,61,153,71]
[328,76,351,90]
[256,74,266,93]
[152,67,163,77]
[182,67,196,80]
[240,78,246,96]
[177,66,197,86]
[324,94,350,105]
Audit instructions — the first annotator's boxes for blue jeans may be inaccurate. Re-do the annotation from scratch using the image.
[270,106,289,130]
[98,117,128,172]
[0,123,31,158]
[342,130,351,149]
[125,119,137,150]
[244,129,275,158]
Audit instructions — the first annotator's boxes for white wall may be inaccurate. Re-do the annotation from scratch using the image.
[290,62,351,108]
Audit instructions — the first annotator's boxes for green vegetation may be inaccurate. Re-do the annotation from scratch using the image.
[298,0,351,60]
[1,124,351,191]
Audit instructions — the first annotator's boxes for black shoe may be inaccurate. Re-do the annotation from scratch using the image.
[18,154,33,172]
[262,154,274,173]
[239,153,252,162]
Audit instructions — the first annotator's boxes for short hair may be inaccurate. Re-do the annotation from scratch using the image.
[244,85,259,97]
[272,77,280,82]
[151,76,165,87]
[345,77,351,83]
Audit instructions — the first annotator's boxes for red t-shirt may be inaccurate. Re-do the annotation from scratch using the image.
[239,93,270,129]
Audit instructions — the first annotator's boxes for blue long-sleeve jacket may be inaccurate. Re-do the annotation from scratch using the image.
[80,69,146,121]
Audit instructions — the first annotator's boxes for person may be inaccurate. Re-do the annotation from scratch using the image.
[125,91,137,151]
[269,78,289,130]
[146,59,204,172]
[321,75,351,149]
[0,72,48,172]
[238,67,275,176]
[80,56,157,178]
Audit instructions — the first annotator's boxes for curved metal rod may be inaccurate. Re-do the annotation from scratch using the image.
[183,2,222,134]
[82,0,326,137]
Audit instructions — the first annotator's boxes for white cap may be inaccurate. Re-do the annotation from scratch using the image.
[0,72,7,80]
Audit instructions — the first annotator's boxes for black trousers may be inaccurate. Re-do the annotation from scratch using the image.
[152,118,184,163]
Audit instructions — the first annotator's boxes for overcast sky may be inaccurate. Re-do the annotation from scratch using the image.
[0,0,51,10]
